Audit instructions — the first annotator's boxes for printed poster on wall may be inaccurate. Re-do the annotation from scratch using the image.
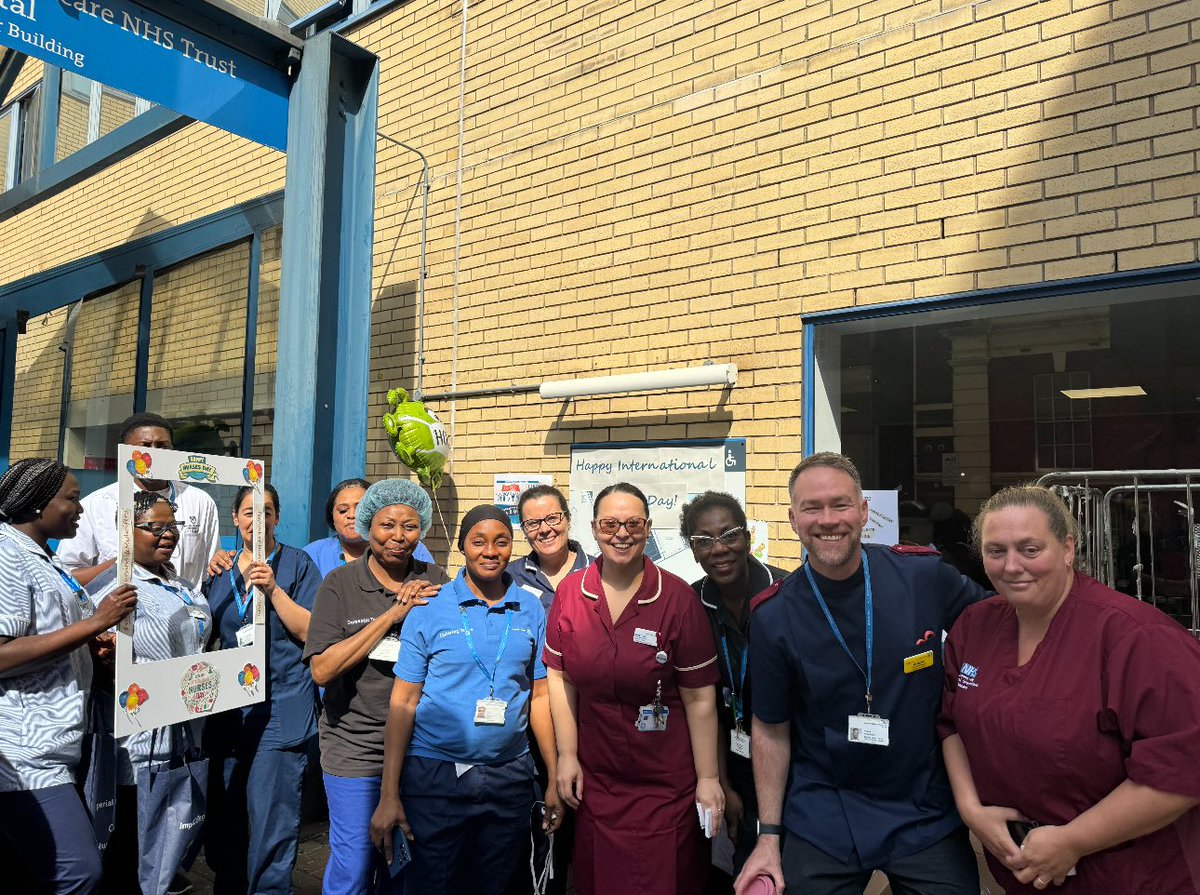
[112,445,268,737]
[493,474,554,528]
[569,439,747,583]
[862,489,900,546]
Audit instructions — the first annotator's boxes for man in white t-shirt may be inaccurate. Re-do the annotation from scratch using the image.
[58,413,221,589]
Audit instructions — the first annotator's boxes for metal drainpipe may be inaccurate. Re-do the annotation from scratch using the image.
[376,132,430,399]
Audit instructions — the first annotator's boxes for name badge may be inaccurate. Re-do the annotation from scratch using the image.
[903,649,935,674]
[635,704,669,732]
[368,630,401,663]
[847,713,890,746]
[633,627,658,647]
[474,697,507,725]
[730,729,751,758]
[236,624,255,648]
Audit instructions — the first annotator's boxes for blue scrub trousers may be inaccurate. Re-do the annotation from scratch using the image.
[323,773,401,895]
[206,744,308,895]
[401,754,537,895]
[0,783,102,894]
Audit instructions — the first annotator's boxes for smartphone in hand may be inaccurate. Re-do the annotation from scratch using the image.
[389,827,412,878]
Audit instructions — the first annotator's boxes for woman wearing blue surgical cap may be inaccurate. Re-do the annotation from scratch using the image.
[302,479,450,895]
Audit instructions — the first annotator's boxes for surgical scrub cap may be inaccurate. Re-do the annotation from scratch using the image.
[355,479,433,539]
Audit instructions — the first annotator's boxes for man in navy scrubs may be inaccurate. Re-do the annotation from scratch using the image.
[735,453,989,895]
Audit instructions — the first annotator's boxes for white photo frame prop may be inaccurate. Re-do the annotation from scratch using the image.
[112,445,268,737]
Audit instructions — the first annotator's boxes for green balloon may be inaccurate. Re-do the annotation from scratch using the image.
[382,388,450,489]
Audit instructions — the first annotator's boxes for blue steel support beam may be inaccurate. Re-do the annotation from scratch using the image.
[273,32,378,547]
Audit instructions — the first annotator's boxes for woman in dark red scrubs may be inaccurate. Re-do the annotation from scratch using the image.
[543,482,723,895]
[940,485,1200,894]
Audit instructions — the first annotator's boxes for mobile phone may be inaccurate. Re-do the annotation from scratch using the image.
[1006,820,1039,846]
[388,827,412,877]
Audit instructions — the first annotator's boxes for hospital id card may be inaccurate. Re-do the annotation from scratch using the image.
[903,649,934,674]
[635,704,669,732]
[730,729,751,758]
[236,624,255,647]
[368,630,401,663]
[847,713,890,746]
[633,627,658,647]
[474,697,507,725]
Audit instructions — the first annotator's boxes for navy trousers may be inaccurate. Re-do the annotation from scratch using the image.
[0,784,102,895]
[401,753,537,895]
[782,825,979,895]
[205,745,308,895]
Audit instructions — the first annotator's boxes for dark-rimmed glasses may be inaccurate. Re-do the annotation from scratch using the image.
[134,522,180,538]
[521,512,567,533]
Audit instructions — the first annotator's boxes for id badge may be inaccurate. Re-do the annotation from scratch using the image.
[730,728,751,758]
[368,631,401,663]
[903,649,934,674]
[847,713,890,746]
[635,704,669,732]
[474,697,507,725]
[236,624,255,647]
[633,627,658,647]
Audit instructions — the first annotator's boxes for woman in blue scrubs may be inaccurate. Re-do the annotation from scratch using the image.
[305,478,433,577]
[203,483,322,895]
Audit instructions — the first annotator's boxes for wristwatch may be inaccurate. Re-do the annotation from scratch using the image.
[757,821,784,836]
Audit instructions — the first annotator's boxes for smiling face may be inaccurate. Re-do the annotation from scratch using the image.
[592,491,651,570]
[980,505,1075,613]
[368,503,423,570]
[332,485,367,545]
[520,494,570,561]
[690,506,750,589]
[39,473,84,541]
[788,466,868,579]
[133,500,179,569]
[463,519,514,585]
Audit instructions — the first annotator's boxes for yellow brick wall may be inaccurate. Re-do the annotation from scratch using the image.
[11,308,68,462]
[2,0,1197,566]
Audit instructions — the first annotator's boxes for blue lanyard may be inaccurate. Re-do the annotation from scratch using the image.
[459,603,512,698]
[54,566,90,612]
[802,552,875,714]
[229,547,278,620]
[719,632,748,727]
[160,580,205,640]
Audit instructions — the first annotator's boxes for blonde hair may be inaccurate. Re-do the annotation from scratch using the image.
[972,485,1079,552]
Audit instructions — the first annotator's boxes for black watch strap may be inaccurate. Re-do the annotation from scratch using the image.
[757,821,784,836]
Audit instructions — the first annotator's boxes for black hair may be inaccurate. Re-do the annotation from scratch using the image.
[679,491,747,539]
[0,459,69,522]
[234,483,280,516]
[517,484,569,520]
[120,412,174,443]
[132,490,174,522]
[592,482,650,518]
[325,478,370,529]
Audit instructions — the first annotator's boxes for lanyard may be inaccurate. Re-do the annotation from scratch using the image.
[55,566,90,611]
[160,580,206,641]
[459,603,512,698]
[230,546,278,620]
[802,552,875,714]
[718,632,748,726]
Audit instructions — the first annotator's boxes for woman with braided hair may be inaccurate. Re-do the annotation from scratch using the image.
[0,458,137,894]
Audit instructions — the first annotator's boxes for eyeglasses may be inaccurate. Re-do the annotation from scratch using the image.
[595,517,648,535]
[689,526,745,553]
[521,512,567,533]
[134,522,180,538]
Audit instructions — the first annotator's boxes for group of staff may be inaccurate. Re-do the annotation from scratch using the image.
[1,414,1199,895]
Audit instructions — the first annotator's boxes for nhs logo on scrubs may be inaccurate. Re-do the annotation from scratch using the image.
[957,662,980,690]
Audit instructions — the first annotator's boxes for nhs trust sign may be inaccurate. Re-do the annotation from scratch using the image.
[0,0,290,150]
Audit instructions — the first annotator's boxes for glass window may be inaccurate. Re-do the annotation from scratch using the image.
[810,281,1200,629]
[61,281,141,495]
[146,242,251,459]
[10,308,68,462]
[1,85,41,190]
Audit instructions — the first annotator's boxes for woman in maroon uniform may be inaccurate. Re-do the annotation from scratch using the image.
[543,482,722,895]
[940,485,1200,894]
